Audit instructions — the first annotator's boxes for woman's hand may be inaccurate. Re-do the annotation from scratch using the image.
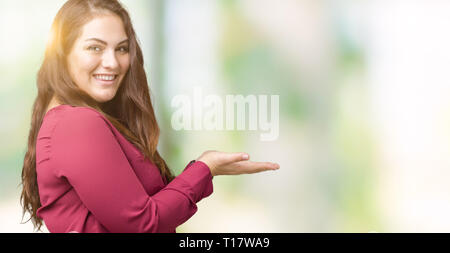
[197,150,280,177]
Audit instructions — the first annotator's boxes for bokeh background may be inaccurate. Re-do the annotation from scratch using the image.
[1,0,450,232]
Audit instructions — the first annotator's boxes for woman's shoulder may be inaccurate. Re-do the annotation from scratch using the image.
[44,104,104,120]
[36,105,113,167]
[39,104,111,140]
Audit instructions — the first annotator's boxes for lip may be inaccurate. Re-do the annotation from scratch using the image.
[94,73,118,76]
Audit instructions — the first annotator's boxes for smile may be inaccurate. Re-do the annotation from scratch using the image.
[93,74,117,81]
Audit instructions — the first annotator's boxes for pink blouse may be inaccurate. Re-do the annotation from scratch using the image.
[35,105,213,233]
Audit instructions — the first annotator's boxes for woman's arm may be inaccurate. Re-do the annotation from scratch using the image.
[51,108,212,233]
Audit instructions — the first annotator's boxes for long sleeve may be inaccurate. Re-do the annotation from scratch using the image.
[49,108,213,233]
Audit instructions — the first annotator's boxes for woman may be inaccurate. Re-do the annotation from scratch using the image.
[21,0,279,233]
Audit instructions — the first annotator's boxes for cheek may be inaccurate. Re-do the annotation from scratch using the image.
[119,55,130,73]
[69,53,99,79]
[79,56,99,75]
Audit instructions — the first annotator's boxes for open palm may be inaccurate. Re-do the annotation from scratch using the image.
[197,150,280,177]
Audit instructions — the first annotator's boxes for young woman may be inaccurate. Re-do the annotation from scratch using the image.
[20,0,279,233]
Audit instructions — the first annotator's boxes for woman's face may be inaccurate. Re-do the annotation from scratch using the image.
[67,14,130,103]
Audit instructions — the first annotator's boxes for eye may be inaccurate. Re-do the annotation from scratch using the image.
[117,46,129,53]
[87,46,102,52]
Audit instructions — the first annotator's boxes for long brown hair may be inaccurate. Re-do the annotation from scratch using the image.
[21,0,175,231]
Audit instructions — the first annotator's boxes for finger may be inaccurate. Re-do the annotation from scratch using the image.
[219,152,250,165]
[232,161,279,174]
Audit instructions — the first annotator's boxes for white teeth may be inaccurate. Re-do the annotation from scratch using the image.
[95,75,116,81]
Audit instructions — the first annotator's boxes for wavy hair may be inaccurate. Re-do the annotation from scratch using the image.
[20,0,175,231]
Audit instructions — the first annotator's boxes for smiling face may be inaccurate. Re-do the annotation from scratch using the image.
[67,13,130,103]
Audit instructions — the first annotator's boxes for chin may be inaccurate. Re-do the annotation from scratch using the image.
[85,83,121,103]
[91,92,118,103]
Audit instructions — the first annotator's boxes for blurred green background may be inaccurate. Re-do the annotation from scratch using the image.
[1,0,450,232]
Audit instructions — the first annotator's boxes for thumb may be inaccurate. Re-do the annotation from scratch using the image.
[221,152,250,164]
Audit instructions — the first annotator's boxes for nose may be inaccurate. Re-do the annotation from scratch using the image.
[101,49,119,70]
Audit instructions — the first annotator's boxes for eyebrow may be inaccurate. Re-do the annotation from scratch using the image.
[84,38,129,45]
